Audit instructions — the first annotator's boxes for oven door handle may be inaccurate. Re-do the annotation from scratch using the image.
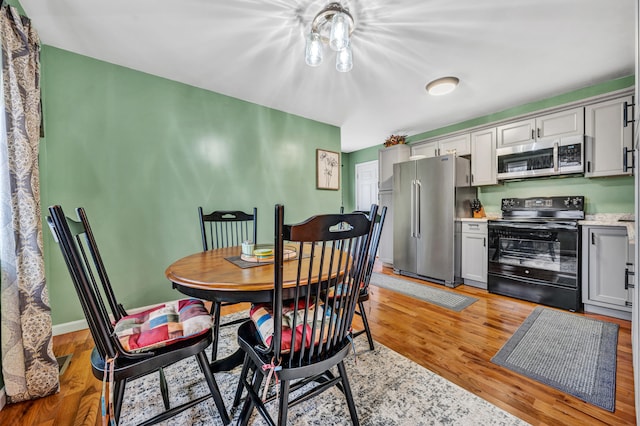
[489,221,577,231]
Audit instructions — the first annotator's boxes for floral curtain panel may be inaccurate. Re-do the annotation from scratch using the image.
[0,4,58,402]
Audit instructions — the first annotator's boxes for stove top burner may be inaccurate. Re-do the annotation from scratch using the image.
[500,196,585,220]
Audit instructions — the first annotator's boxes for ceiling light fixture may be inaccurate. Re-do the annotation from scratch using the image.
[426,77,460,96]
[305,3,355,73]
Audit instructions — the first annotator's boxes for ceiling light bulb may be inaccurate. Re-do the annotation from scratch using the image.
[426,77,460,96]
[305,32,323,66]
[329,12,350,51]
[336,45,353,72]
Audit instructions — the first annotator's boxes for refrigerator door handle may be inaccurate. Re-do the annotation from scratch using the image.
[410,179,416,238]
[415,180,421,238]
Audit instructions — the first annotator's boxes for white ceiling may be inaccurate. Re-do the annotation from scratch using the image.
[19,0,635,153]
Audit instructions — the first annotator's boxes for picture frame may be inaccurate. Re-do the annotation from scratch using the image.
[316,149,340,190]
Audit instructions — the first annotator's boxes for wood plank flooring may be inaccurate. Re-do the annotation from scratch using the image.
[0,263,634,425]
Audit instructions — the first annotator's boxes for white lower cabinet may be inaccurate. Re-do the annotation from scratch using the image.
[582,225,633,320]
[378,191,394,266]
[461,221,488,289]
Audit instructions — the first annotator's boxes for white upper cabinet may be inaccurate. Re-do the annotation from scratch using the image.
[496,119,536,146]
[410,140,439,158]
[585,95,634,177]
[411,134,470,158]
[378,144,410,191]
[470,128,497,186]
[439,134,471,156]
[497,107,584,146]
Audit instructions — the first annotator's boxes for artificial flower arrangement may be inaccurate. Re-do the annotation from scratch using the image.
[383,134,407,147]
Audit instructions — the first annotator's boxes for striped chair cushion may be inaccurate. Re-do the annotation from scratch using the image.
[250,301,331,353]
[114,299,212,353]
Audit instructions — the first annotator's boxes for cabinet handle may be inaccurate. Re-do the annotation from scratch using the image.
[623,147,635,172]
[537,128,540,138]
[531,129,534,139]
[471,173,474,183]
[587,160,591,173]
[591,233,595,245]
[626,301,633,307]
[483,237,486,247]
[623,100,635,128]
[625,268,635,289]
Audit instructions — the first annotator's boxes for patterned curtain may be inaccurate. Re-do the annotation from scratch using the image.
[0,4,59,402]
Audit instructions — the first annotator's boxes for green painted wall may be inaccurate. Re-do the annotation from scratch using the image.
[39,46,343,325]
[344,76,635,214]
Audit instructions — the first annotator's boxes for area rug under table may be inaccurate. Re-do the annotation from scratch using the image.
[492,306,619,412]
[118,311,526,425]
[369,272,477,311]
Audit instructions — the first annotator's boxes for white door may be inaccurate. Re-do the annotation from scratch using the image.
[355,160,378,211]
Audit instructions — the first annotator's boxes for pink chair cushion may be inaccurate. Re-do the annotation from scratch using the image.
[114,299,212,353]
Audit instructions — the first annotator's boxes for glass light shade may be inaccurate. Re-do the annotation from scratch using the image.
[426,77,460,96]
[329,12,350,51]
[305,32,323,66]
[336,45,353,72]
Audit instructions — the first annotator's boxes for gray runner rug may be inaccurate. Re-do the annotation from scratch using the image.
[370,272,477,311]
[118,311,526,425]
[492,307,619,412]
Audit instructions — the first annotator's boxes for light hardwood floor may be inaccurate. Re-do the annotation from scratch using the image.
[0,263,634,425]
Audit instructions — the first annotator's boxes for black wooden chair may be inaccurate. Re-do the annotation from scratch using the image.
[47,205,230,426]
[352,206,387,350]
[198,207,257,250]
[198,207,257,360]
[234,204,377,426]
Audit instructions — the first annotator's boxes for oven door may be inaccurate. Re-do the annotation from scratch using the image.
[488,220,579,287]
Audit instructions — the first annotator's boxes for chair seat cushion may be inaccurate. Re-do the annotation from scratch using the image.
[250,301,332,352]
[325,281,366,298]
[114,299,212,353]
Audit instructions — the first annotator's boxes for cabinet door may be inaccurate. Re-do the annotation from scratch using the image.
[587,227,630,307]
[461,231,487,283]
[537,107,584,139]
[378,144,410,191]
[378,191,394,265]
[439,134,471,156]
[470,128,497,186]
[497,119,535,147]
[585,96,633,177]
[411,141,439,158]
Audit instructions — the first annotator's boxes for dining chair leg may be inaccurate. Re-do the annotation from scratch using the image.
[239,368,265,426]
[337,361,360,426]
[233,354,251,409]
[159,367,170,410]
[196,351,231,425]
[277,379,291,426]
[358,300,375,351]
[113,379,126,423]
[210,301,222,362]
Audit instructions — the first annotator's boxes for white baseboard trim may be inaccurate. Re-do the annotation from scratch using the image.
[51,299,184,336]
[0,386,6,411]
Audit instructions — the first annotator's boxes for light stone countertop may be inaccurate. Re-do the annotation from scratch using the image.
[457,213,636,244]
[579,213,635,245]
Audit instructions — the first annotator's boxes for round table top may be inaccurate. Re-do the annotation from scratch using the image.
[165,244,342,294]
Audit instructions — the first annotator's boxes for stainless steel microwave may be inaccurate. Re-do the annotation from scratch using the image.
[496,135,584,180]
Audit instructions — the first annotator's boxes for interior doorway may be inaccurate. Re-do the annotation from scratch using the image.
[355,160,378,211]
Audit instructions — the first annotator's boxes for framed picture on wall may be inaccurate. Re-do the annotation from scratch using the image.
[316,149,340,190]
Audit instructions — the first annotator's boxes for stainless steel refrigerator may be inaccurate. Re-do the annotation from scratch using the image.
[393,155,476,287]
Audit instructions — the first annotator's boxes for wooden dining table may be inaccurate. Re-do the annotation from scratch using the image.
[165,244,348,370]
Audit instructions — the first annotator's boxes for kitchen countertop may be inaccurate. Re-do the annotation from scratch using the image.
[580,213,635,245]
[457,213,636,244]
